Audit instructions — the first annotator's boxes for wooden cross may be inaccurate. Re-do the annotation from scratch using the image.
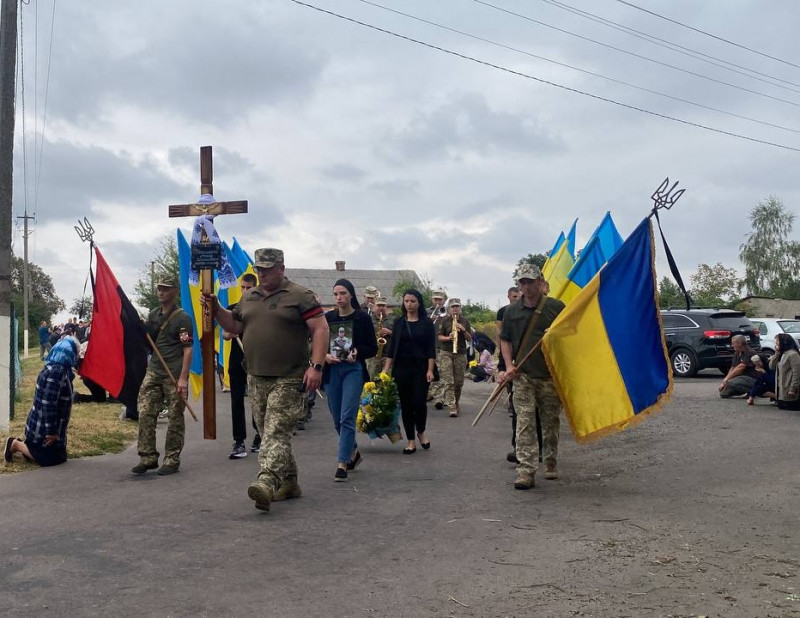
[169,145,248,439]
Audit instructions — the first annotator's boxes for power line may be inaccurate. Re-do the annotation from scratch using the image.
[34,0,57,218]
[355,0,800,135]
[287,0,800,153]
[615,0,800,70]
[470,0,800,109]
[539,0,800,92]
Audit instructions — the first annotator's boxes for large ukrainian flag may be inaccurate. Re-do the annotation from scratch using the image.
[177,230,206,399]
[542,219,577,295]
[542,217,671,442]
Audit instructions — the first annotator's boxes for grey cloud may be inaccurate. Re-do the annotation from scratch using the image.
[379,92,565,161]
[320,164,367,183]
[367,179,421,200]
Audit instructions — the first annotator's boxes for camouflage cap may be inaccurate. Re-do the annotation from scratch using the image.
[364,285,379,296]
[515,264,543,282]
[254,248,284,269]
[376,296,388,305]
[432,289,447,299]
[448,297,462,307]
[156,278,178,288]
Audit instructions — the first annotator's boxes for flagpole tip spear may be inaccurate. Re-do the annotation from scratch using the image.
[650,177,685,217]
[75,217,96,247]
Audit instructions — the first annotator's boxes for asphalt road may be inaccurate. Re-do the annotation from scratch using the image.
[2,372,799,617]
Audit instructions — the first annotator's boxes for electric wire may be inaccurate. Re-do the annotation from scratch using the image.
[356,0,800,135]
[17,7,30,222]
[34,0,57,220]
[539,0,800,92]
[470,0,800,109]
[288,0,800,153]
[615,0,800,70]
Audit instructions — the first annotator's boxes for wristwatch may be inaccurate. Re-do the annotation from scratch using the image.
[310,362,323,372]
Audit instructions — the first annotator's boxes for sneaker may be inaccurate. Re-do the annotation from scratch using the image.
[506,451,519,464]
[514,473,535,490]
[273,480,303,501]
[247,481,272,511]
[346,450,363,471]
[229,442,247,459]
[250,436,261,453]
[296,420,305,431]
[434,401,444,410]
[157,463,180,476]
[131,461,159,475]
[544,464,558,480]
[334,468,348,482]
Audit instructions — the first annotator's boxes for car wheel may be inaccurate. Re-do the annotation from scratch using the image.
[670,348,698,378]
[761,348,775,356]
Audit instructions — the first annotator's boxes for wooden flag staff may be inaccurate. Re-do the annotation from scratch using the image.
[145,333,199,423]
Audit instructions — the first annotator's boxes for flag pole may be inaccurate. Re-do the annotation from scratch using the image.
[145,333,199,422]
[472,339,544,427]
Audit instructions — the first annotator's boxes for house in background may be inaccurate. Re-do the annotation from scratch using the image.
[737,295,800,319]
[285,261,423,309]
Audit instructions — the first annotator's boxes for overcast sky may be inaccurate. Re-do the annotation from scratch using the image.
[8,0,800,321]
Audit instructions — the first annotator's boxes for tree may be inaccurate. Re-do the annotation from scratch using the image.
[10,256,66,334]
[658,277,685,309]
[392,273,439,312]
[69,296,93,320]
[461,300,495,325]
[739,196,800,296]
[689,263,740,308]
[134,234,181,310]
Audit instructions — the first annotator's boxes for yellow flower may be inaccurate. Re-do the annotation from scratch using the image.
[378,372,391,383]
[363,382,376,394]
[469,360,478,368]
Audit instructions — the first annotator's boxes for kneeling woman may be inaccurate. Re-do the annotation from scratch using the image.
[770,333,800,411]
[4,337,79,467]
[323,279,377,482]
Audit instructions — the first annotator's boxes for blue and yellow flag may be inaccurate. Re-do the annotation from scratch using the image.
[553,212,623,304]
[542,217,671,442]
[177,230,206,398]
[542,220,576,288]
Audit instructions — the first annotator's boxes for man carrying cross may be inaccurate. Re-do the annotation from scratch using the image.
[208,248,329,512]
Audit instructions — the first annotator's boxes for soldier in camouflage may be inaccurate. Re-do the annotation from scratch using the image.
[499,264,565,489]
[366,296,394,380]
[209,248,328,512]
[427,290,448,408]
[436,298,472,417]
[131,279,193,476]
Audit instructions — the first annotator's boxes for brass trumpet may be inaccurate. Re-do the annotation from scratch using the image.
[452,313,459,353]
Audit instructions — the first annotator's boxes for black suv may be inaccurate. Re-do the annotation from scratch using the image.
[661,309,761,377]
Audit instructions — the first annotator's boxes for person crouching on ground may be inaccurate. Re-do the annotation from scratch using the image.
[5,338,80,467]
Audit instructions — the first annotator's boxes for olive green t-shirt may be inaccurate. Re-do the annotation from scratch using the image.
[232,279,323,378]
[500,296,565,379]
[438,315,472,353]
[146,305,194,378]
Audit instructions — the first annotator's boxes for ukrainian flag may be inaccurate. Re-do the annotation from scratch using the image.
[553,212,623,305]
[542,217,671,442]
[177,230,206,399]
[541,219,576,281]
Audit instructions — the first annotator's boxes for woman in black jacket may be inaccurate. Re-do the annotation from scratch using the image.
[383,289,436,454]
[323,279,377,481]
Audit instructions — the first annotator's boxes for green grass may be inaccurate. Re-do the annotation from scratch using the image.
[2,353,138,474]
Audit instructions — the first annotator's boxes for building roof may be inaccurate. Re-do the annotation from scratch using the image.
[284,265,422,306]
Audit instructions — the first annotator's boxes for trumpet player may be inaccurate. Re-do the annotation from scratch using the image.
[367,296,394,379]
[428,290,448,407]
[437,298,472,417]
[362,285,380,315]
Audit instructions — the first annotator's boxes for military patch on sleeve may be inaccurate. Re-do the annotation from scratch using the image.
[179,328,192,345]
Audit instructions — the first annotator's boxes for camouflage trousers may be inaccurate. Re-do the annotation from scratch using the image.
[429,350,445,403]
[248,375,306,492]
[513,374,561,477]
[439,350,466,409]
[137,370,186,466]
[366,356,385,381]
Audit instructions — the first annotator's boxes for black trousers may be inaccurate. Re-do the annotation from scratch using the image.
[394,357,430,440]
[229,368,259,443]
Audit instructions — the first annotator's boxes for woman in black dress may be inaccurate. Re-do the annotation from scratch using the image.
[383,289,436,454]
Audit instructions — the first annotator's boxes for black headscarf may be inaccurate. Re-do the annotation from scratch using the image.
[333,278,360,311]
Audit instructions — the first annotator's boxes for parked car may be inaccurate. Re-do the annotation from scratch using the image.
[749,318,800,354]
[661,309,761,377]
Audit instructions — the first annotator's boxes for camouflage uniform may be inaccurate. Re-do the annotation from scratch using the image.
[136,302,193,469]
[366,302,393,380]
[427,295,448,404]
[438,310,471,413]
[513,374,560,477]
[248,375,306,491]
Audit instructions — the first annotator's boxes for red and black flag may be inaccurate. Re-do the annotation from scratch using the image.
[79,247,148,409]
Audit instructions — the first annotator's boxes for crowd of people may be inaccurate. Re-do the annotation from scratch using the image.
[10,245,799,514]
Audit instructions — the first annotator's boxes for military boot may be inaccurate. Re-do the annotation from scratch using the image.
[272,480,302,501]
[247,481,273,511]
[514,472,535,490]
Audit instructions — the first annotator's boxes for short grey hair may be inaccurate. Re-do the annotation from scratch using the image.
[732,334,747,346]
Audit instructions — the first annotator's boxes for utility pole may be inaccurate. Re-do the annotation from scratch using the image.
[0,0,19,431]
[17,212,33,358]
